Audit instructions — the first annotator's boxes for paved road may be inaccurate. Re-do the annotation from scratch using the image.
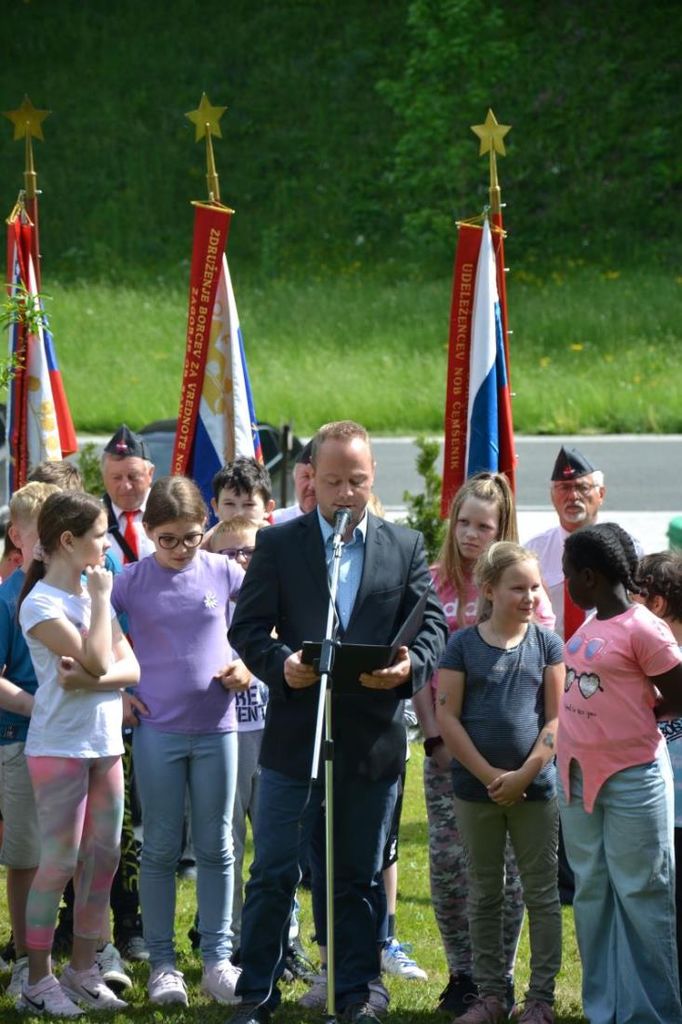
[79,432,682,554]
[372,434,682,554]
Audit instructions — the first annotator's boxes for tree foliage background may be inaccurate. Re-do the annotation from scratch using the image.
[0,0,679,279]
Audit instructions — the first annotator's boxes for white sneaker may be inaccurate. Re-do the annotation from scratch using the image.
[381,937,428,980]
[7,955,29,998]
[17,973,84,1016]
[148,964,189,1005]
[298,969,327,1009]
[60,964,128,1010]
[200,959,241,1004]
[96,943,132,992]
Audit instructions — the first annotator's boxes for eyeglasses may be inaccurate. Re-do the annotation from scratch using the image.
[220,546,255,560]
[552,482,598,497]
[157,531,204,550]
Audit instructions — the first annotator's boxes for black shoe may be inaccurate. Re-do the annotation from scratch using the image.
[342,1002,381,1023]
[0,932,16,963]
[51,915,73,959]
[228,1003,271,1024]
[281,935,317,983]
[177,858,197,881]
[188,922,201,951]
[438,972,478,1014]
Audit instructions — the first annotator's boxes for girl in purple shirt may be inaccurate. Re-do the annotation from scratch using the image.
[111,476,249,1008]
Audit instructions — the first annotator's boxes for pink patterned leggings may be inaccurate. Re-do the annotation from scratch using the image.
[25,755,124,950]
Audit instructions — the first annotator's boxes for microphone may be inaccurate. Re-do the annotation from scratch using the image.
[332,507,352,547]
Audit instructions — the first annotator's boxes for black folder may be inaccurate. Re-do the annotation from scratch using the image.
[301,586,431,693]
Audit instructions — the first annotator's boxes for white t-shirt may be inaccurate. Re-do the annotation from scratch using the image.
[271,504,304,524]
[20,581,123,758]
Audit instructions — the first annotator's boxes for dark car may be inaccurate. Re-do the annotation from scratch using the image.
[138,419,303,508]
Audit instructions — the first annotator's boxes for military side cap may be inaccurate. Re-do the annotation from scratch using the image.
[551,445,596,481]
[103,424,149,460]
[296,440,313,465]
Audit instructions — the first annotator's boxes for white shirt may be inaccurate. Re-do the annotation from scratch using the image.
[20,581,123,758]
[271,504,305,525]
[526,519,644,638]
[108,497,155,564]
[525,525,570,637]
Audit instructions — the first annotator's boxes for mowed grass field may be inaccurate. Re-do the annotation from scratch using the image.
[0,743,588,1022]
[24,263,682,438]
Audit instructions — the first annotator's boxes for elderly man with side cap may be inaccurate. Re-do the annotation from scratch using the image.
[525,446,609,641]
[271,441,317,524]
[101,425,156,566]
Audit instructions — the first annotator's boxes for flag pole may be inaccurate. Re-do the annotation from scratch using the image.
[3,95,50,289]
[471,107,516,492]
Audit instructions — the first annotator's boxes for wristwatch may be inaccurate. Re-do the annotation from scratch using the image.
[423,735,444,757]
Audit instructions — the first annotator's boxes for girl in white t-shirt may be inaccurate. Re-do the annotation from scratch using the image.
[17,491,139,1017]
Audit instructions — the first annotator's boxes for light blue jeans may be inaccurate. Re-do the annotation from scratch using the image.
[133,725,237,967]
[558,755,682,1024]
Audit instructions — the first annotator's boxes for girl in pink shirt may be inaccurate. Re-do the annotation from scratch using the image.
[558,522,682,1024]
[413,472,554,1015]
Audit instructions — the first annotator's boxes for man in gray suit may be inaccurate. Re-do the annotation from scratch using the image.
[228,420,446,1024]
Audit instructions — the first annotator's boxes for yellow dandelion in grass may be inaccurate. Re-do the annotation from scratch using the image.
[603,353,615,363]
[569,343,584,352]
[603,270,621,280]
[633,374,642,385]
[539,356,551,369]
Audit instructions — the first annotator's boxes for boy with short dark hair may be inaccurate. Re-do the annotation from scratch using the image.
[210,457,275,527]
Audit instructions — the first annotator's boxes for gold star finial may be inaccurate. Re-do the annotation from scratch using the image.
[185,92,227,143]
[3,94,50,142]
[470,108,511,157]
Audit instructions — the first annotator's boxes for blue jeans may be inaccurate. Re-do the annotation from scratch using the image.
[133,725,237,967]
[236,767,397,1011]
[559,755,682,1023]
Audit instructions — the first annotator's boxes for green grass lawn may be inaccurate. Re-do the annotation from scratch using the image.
[0,743,588,1022]
[24,263,682,437]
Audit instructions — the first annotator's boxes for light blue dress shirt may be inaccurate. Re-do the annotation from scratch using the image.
[317,508,368,630]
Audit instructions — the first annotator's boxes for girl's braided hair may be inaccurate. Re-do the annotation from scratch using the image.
[563,522,641,594]
[635,551,682,621]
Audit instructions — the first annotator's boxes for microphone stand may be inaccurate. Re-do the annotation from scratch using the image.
[310,522,346,1024]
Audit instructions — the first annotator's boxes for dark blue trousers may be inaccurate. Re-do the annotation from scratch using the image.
[236,767,397,1011]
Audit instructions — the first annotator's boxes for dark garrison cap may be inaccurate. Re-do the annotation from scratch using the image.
[103,424,150,460]
[551,445,596,482]
[295,440,313,465]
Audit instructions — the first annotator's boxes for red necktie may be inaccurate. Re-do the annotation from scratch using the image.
[563,577,585,641]
[122,510,139,563]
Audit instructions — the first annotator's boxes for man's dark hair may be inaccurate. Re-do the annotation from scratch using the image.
[211,456,272,503]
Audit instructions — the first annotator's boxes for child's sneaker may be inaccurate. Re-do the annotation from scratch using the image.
[200,959,241,1004]
[514,999,555,1023]
[7,954,29,998]
[60,964,128,1010]
[455,993,508,1023]
[17,973,84,1016]
[380,937,427,980]
[96,943,132,992]
[148,964,189,1005]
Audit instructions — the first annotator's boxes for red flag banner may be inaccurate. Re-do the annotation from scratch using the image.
[6,210,77,493]
[440,219,516,518]
[172,202,232,475]
[441,223,482,515]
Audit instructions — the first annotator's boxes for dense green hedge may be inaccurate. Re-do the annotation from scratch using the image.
[0,0,679,278]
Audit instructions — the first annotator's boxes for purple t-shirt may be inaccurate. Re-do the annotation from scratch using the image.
[112,549,244,733]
